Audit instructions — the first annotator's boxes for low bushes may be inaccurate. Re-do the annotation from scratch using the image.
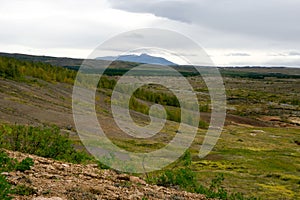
[0,150,35,199]
[147,151,259,200]
[0,124,91,164]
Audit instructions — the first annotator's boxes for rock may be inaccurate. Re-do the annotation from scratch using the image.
[61,164,69,168]
[47,165,55,171]
[66,125,73,130]
[117,174,130,181]
[129,176,147,185]
[86,164,98,168]
[251,130,265,133]
[83,172,99,179]
[89,186,104,195]
[1,172,10,176]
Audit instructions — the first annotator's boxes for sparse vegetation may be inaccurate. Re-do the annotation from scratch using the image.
[147,151,259,200]
[13,184,37,196]
[0,175,12,200]
[0,150,35,199]
[0,125,92,164]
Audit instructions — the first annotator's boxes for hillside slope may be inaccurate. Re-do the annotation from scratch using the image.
[3,150,208,200]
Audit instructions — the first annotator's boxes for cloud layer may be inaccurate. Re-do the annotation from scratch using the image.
[0,0,299,66]
[109,0,300,42]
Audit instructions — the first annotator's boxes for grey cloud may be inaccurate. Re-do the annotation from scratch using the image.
[268,53,286,57]
[108,0,300,42]
[288,51,300,56]
[108,0,193,23]
[268,51,300,57]
[230,57,300,67]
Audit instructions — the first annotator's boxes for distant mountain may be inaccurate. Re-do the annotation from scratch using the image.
[97,53,177,66]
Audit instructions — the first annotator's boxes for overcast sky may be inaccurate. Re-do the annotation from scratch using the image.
[1,0,300,67]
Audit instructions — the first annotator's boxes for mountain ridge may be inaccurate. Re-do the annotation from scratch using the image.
[97,53,177,66]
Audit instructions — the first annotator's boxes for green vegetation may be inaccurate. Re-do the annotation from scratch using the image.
[0,124,91,164]
[13,184,36,196]
[0,56,76,83]
[0,150,34,173]
[0,150,35,199]
[147,151,259,200]
[133,87,180,107]
[220,69,300,79]
[192,126,300,200]
[0,174,12,200]
[98,76,117,90]
[15,157,34,172]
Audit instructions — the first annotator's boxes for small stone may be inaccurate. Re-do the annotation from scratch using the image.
[61,164,69,168]
[1,172,9,176]
[66,125,73,130]
[86,164,98,168]
[83,172,99,179]
[129,176,146,185]
[117,174,130,181]
[105,185,116,191]
[47,165,55,171]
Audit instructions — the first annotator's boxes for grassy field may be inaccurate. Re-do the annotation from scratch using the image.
[192,126,300,199]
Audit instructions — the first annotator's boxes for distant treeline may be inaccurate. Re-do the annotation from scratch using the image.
[220,70,300,79]
[68,66,300,79]
[0,56,76,83]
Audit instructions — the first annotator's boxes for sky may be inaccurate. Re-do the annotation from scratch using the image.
[1,0,300,67]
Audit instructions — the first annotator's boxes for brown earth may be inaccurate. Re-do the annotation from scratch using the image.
[3,150,209,200]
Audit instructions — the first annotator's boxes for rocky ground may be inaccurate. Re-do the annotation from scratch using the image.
[3,150,209,200]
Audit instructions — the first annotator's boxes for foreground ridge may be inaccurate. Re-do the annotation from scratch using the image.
[3,150,209,200]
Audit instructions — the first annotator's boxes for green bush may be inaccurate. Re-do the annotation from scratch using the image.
[0,150,35,199]
[0,175,12,200]
[15,158,34,172]
[0,150,34,173]
[0,150,15,172]
[155,168,196,190]
[133,87,180,107]
[13,184,36,196]
[0,125,91,164]
[147,150,259,200]
[198,120,209,129]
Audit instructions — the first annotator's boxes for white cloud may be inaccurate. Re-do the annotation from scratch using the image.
[0,0,160,57]
[0,0,299,66]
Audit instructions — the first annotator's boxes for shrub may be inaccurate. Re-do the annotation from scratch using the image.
[0,175,12,200]
[15,158,34,172]
[13,184,37,196]
[147,150,259,200]
[0,150,15,172]
[198,120,209,129]
[0,125,91,164]
[0,150,35,199]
